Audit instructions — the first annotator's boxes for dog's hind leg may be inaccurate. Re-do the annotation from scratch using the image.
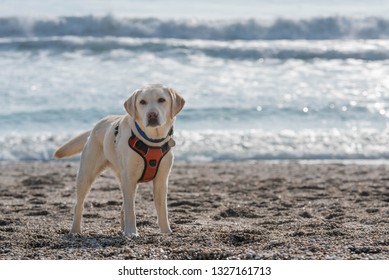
[70,138,107,234]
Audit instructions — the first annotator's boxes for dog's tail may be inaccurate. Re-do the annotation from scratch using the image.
[53,131,91,159]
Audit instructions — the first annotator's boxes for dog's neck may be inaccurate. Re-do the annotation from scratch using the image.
[130,118,174,146]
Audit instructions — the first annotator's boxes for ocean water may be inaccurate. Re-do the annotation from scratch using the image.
[1,1,389,161]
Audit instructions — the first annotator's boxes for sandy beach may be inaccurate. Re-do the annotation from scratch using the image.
[0,160,388,260]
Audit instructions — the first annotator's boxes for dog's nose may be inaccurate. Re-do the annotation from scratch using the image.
[147,111,158,119]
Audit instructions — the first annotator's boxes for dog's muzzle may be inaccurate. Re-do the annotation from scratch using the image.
[147,111,160,127]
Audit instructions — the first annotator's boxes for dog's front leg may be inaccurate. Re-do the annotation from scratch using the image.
[153,180,172,233]
[153,156,173,234]
[120,171,139,237]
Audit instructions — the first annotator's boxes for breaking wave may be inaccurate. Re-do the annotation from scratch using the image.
[2,128,389,161]
[1,36,389,60]
[1,15,389,40]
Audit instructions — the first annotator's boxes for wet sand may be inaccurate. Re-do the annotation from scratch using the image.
[0,161,388,259]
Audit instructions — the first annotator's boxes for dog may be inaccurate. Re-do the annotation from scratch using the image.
[54,84,185,236]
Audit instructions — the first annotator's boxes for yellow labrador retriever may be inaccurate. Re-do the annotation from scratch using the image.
[54,84,185,236]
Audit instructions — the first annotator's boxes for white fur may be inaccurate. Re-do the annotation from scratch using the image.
[54,84,185,237]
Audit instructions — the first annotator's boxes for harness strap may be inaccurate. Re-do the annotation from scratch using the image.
[128,132,171,183]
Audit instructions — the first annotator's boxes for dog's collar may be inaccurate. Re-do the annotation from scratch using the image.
[134,121,173,144]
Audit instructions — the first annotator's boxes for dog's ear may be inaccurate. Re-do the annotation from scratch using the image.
[124,89,141,118]
[167,88,185,119]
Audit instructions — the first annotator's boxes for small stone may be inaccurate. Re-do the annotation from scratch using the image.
[300,211,313,218]
[246,249,256,258]
[269,240,278,246]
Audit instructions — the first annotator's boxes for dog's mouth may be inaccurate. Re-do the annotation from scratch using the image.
[147,118,160,127]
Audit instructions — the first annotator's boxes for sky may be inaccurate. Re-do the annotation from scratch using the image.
[1,0,388,19]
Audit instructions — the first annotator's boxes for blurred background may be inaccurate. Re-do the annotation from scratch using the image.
[1,0,389,161]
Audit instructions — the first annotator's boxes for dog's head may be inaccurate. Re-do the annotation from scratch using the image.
[124,84,185,128]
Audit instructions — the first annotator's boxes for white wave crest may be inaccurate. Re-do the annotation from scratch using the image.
[1,16,389,40]
[2,129,389,161]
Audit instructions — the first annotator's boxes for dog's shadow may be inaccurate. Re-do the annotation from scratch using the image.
[56,232,130,249]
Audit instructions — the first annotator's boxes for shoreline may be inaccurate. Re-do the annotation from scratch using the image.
[1,161,389,259]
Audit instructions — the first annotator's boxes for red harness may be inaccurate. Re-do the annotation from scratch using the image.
[128,133,171,183]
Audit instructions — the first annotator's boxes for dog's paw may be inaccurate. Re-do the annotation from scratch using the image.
[161,228,173,234]
[69,228,81,234]
[124,230,139,238]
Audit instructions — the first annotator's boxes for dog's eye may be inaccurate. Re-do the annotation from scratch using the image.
[139,100,147,105]
[158,98,166,103]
